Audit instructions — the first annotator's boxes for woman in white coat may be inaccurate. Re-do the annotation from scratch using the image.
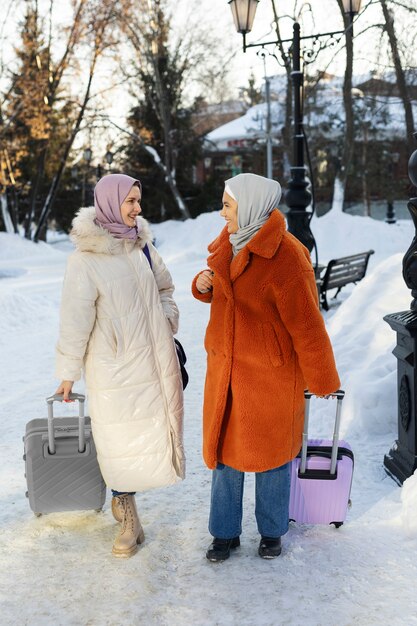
[55,174,185,558]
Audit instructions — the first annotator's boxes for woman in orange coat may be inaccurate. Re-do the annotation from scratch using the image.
[192,173,340,561]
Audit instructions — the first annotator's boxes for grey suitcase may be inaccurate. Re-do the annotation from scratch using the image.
[23,393,106,516]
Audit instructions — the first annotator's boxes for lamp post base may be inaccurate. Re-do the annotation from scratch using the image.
[383,310,417,485]
[384,441,417,485]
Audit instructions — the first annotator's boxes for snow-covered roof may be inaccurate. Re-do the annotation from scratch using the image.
[205,102,284,151]
[205,73,417,148]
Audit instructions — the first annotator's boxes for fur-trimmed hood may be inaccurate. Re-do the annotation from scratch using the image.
[70,206,153,254]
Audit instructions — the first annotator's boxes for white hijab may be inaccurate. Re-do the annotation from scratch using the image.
[225,173,282,256]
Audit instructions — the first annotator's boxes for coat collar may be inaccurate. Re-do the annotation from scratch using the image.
[70,206,153,254]
[207,210,286,290]
[246,209,286,258]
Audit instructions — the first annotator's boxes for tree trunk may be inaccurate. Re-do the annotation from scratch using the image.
[270,0,292,179]
[151,46,190,220]
[33,57,97,242]
[362,126,371,216]
[106,120,191,220]
[331,175,345,212]
[334,0,355,212]
[6,187,19,233]
[1,151,19,232]
[380,0,415,155]
[0,194,15,233]
[24,143,47,239]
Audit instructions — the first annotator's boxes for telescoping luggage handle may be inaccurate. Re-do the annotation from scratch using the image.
[300,390,345,476]
[46,393,86,455]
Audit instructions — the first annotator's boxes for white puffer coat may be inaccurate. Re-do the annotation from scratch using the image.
[56,207,185,492]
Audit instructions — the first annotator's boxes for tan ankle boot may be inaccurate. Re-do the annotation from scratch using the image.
[111,496,124,523]
[111,494,145,558]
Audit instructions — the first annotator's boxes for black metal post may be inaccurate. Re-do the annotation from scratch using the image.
[284,23,314,253]
[386,201,396,224]
[386,157,396,224]
[238,12,360,254]
[383,134,417,484]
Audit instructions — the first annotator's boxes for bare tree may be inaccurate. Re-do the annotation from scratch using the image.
[34,0,119,241]
[329,0,355,212]
[27,0,88,238]
[270,0,293,178]
[1,0,90,237]
[116,0,195,219]
[380,0,415,155]
[0,83,19,233]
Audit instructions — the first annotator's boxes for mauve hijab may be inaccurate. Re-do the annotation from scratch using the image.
[94,174,142,240]
[225,173,282,256]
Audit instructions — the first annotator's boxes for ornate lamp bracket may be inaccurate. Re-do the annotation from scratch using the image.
[302,33,344,65]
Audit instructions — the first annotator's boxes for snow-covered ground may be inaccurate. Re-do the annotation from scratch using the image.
[1,208,417,626]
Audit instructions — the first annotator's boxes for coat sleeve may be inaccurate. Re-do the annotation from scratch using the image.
[148,243,179,334]
[191,271,213,303]
[169,410,186,480]
[55,254,98,382]
[276,269,341,396]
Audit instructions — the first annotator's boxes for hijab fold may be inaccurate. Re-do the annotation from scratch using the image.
[94,174,142,240]
[225,173,282,256]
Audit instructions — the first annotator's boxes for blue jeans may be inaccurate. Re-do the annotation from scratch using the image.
[209,462,290,539]
[111,490,135,497]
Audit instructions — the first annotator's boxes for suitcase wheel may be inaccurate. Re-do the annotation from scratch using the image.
[331,521,343,528]
[95,508,104,513]
[34,513,42,518]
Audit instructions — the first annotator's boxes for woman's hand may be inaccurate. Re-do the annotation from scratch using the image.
[55,380,74,402]
[196,270,214,294]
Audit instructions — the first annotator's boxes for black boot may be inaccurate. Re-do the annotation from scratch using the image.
[206,537,240,562]
[258,536,282,559]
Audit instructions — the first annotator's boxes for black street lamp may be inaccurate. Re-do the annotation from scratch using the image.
[105,150,114,172]
[383,135,417,484]
[228,0,362,254]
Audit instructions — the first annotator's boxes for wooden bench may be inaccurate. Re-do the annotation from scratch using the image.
[317,250,375,311]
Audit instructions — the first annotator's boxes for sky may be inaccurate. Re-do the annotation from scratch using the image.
[1,204,417,624]
[189,0,398,90]
[0,0,414,166]
[1,0,407,95]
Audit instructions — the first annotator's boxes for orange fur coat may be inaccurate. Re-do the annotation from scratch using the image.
[192,210,341,472]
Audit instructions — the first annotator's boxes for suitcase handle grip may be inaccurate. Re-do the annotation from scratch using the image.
[304,389,345,400]
[47,393,86,403]
[300,389,345,475]
[46,393,86,455]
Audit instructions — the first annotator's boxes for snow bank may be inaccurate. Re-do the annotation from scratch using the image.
[153,210,222,265]
[0,232,63,261]
[328,253,410,440]
[401,471,417,538]
[2,209,417,626]
[312,210,412,268]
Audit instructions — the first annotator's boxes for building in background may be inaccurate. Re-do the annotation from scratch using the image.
[197,72,417,214]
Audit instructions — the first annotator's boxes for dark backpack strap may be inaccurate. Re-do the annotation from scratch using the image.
[143,243,152,269]
[174,338,189,390]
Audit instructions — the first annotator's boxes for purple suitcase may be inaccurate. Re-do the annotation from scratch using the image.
[289,391,354,527]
